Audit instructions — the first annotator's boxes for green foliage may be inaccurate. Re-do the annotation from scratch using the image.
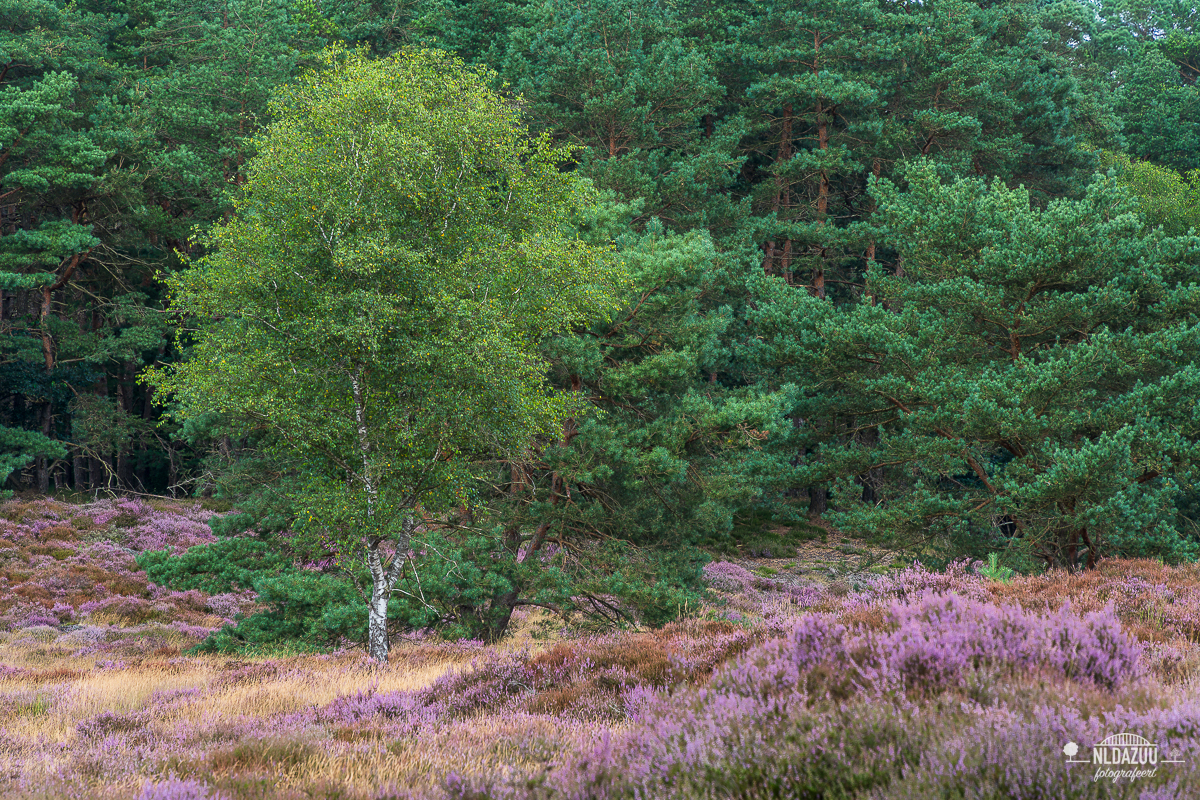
[152,45,619,520]
[151,47,621,654]
[1100,0,1200,171]
[751,161,1200,568]
[1103,151,1200,235]
[978,553,1015,583]
[7,0,1200,653]
[193,572,362,653]
[137,538,291,594]
[610,544,708,627]
[137,529,373,652]
[0,0,330,493]
[718,508,826,558]
[502,197,775,557]
[383,527,570,639]
[501,0,733,228]
[0,425,66,495]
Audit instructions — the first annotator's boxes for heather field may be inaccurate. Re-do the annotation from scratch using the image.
[3,498,1200,799]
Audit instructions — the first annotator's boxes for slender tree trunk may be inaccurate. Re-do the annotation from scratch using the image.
[39,247,85,372]
[762,103,794,277]
[138,348,162,490]
[35,249,83,495]
[89,457,105,490]
[36,402,51,493]
[73,450,86,492]
[91,370,108,489]
[350,369,417,663]
[365,517,414,662]
[779,103,793,283]
[117,360,138,488]
[367,543,392,662]
[484,589,520,643]
[865,159,881,272]
[857,426,882,503]
[116,388,130,490]
[810,27,830,300]
[762,239,776,276]
[166,446,178,496]
[813,97,829,300]
[810,486,828,515]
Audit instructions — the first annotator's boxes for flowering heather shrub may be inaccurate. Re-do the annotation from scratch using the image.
[700,561,755,593]
[694,594,1140,712]
[313,619,762,748]
[204,591,258,621]
[857,558,990,602]
[0,497,229,637]
[703,559,993,629]
[989,558,1200,643]
[525,596,1155,800]
[79,596,158,624]
[19,611,62,627]
[870,699,1200,799]
[0,683,71,716]
[705,555,1200,653]
[136,779,226,800]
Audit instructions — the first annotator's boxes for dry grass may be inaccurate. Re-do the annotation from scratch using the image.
[0,608,737,799]
[1,651,464,739]
[0,645,482,799]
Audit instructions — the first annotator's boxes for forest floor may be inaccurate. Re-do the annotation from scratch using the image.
[2,497,1200,799]
[718,511,913,596]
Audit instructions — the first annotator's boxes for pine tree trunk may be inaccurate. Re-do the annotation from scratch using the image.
[166,446,178,496]
[116,452,129,490]
[813,96,829,300]
[36,402,51,493]
[810,487,828,515]
[92,370,108,489]
[525,374,582,568]
[73,451,86,491]
[762,104,794,276]
[483,589,520,644]
[90,457,105,490]
[865,159,881,276]
[857,425,882,503]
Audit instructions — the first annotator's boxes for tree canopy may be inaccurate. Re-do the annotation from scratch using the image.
[6,0,1200,652]
[149,47,620,660]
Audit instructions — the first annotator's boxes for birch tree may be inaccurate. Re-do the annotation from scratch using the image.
[149,48,618,662]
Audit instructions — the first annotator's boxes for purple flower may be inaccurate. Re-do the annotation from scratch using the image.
[135,778,225,800]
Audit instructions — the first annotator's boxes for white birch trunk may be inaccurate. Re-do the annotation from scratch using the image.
[365,518,415,662]
[367,543,392,662]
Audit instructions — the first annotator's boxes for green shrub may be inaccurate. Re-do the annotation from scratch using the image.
[137,537,290,594]
[978,553,1015,583]
[193,572,361,652]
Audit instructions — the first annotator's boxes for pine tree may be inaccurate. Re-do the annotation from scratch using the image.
[749,161,1200,568]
